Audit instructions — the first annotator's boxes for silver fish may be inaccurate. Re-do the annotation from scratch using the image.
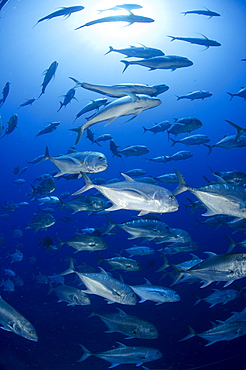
[58,234,107,253]
[105,44,164,58]
[75,14,154,29]
[73,173,178,216]
[90,308,158,339]
[70,94,161,144]
[168,34,221,49]
[227,87,246,101]
[49,284,90,306]
[43,147,108,176]
[181,9,220,18]
[35,6,84,25]
[0,295,38,341]
[121,55,193,72]
[176,90,212,100]
[78,342,162,367]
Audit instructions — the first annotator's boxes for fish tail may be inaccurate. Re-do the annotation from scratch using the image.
[194,294,202,306]
[44,146,50,161]
[38,91,44,99]
[225,119,246,141]
[167,35,176,41]
[72,173,95,196]
[203,143,213,155]
[225,234,237,253]
[55,236,65,250]
[179,326,196,341]
[173,169,189,195]
[142,126,147,134]
[121,60,130,73]
[180,12,187,15]
[169,138,177,147]
[58,256,75,277]
[104,46,114,55]
[176,95,182,100]
[227,92,234,101]
[103,215,117,235]
[70,126,84,145]
[78,344,92,362]
[57,101,63,112]
[69,77,82,88]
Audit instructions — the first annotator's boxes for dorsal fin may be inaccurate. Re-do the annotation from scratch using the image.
[121,173,135,182]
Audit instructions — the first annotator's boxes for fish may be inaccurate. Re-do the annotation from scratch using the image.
[36,121,60,137]
[99,256,141,271]
[176,90,212,100]
[9,250,23,263]
[74,98,108,122]
[205,135,246,154]
[181,8,221,18]
[0,295,38,341]
[118,145,149,157]
[37,196,60,205]
[143,120,171,134]
[70,78,169,97]
[168,117,203,137]
[110,139,122,157]
[105,215,173,240]
[130,278,180,304]
[174,169,246,220]
[208,168,246,185]
[146,151,193,163]
[30,174,56,198]
[1,279,15,292]
[0,0,10,11]
[153,173,178,184]
[94,134,113,145]
[73,172,179,216]
[125,245,155,256]
[90,308,158,339]
[70,94,161,144]
[58,234,108,253]
[180,321,246,346]
[75,14,154,30]
[57,88,77,112]
[43,147,108,176]
[172,251,246,287]
[49,284,90,306]
[170,134,210,146]
[60,258,137,305]
[2,114,18,137]
[0,81,10,107]
[39,61,58,98]
[227,87,246,101]
[105,45,164,58]
[121,55,193,72]
[59,195,110,214]
[168,34,221,49]
[18,98,36,109]
[35,6,84,25]
[98,4,143,14]
[26,213,55,233]
[124,169,146,177]
[194,287,241,308]
[78,342,162,367]
[13,179,25,185]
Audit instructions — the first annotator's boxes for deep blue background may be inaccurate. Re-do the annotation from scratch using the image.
[0,0,246,369]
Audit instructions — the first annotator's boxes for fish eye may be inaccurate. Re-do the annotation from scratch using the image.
[169,195,175,200]
[98,156,104,160]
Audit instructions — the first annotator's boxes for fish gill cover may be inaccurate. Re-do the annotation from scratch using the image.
[0,0,246,369]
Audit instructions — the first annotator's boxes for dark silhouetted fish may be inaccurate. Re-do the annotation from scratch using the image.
[39,61,58,98]
[34,6,84,26]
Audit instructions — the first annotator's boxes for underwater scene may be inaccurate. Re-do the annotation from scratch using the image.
[0,0,246,369]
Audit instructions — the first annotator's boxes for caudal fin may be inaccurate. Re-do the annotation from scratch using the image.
[167,35,176,41]
[104,46,114,55]
[121,60,130,73]
[173,169,189,195]
[227,92,234,101]
[70,126,84,145]
[72,173,95,196]
[179,325,196,342]
[78,344,92,362]
[225,119,246,142]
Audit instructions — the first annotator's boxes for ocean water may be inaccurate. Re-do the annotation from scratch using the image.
[0,0,246,369]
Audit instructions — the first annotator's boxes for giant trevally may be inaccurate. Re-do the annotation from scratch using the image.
[99,256,141,271]
[60,259,137,305]
[118,145,149,157]
[105,45,164,58]
[78,342,162,367]
[130,279,180,304]
[36,121,60,137]
[0,295,38,341]
[181,8,221,18]
[49,284,90,306]
[180,321,246,346]
[2,114,18,138]
[75,14,154,29]
[73,173,179,216]
[26,213,55,233]
[58,234,107,253]
[227,87,246,101]
[70,78,169,97]
[39,61,58,98]
[34,6,84,26]
[168,117,203,137]
[174,169,246,220]
[18,98,36,109]
[172,251,246,287]
[57,88,77,112]
[90,308,158,339]
[43,147,108,176]
[143,120,171,134]
[0,81,10,107]
[74,98,108,122]
[121,55,193,72]
[170,134,210,146]
[168,34,221,49]
[70,94,161,144]
[194,287,241,308]
[176,90,212,100]
[98,4,143,14]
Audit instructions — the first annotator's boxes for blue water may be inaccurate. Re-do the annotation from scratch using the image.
[0,0,246,369]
